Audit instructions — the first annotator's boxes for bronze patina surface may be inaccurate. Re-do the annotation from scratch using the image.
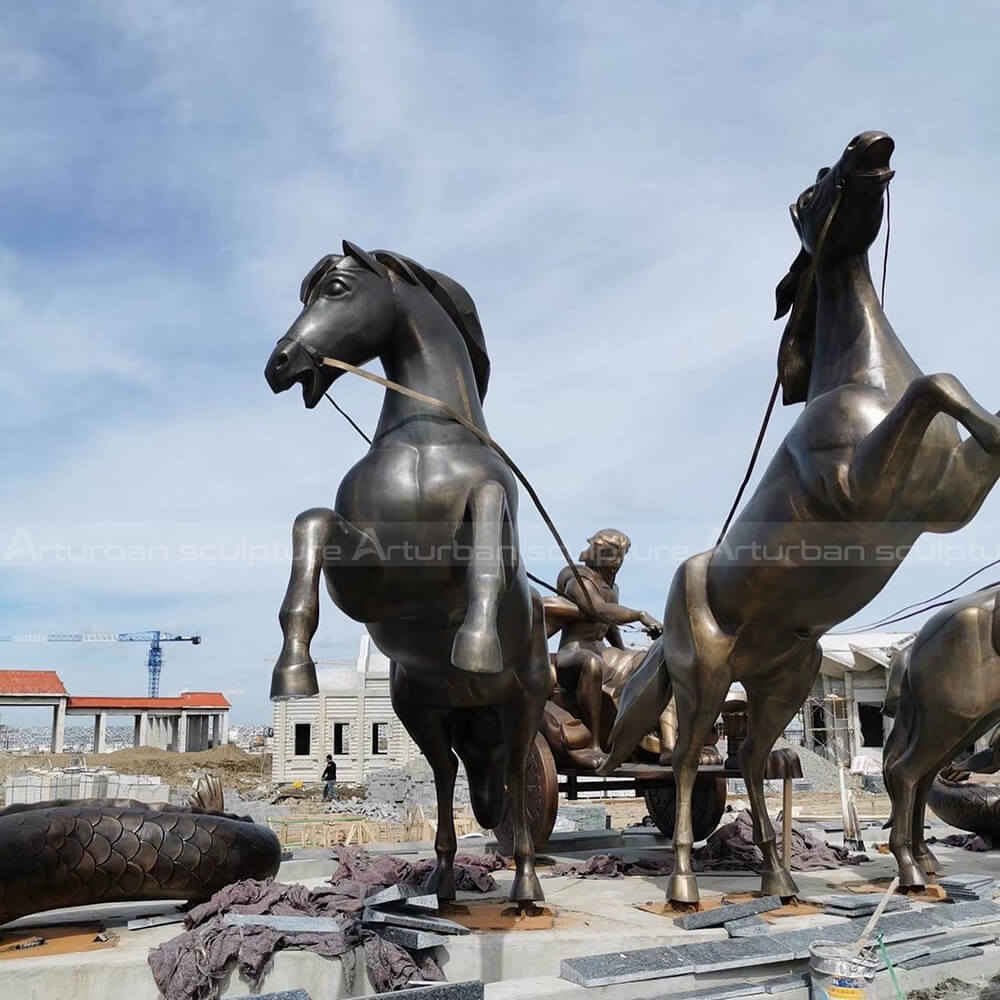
[265,245,549,903]
[603,132,1000,904]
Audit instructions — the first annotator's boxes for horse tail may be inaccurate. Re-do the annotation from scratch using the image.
[599,638,671,775]
[453,708,506,830]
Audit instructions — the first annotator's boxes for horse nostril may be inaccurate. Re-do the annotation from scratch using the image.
[274,351,289,371]
[846,135,862,150]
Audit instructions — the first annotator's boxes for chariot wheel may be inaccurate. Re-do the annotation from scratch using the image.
[643,777,727,842]
[492,733,559,855]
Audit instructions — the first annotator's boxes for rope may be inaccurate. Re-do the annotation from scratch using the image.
[716,184,845,545]
[833,557,1000,634]
[324,392,371,445]
[878,933,906,1000]
[316,355,602,620]
[881,185,891,304]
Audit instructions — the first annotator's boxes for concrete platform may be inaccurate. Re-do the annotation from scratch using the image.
[3,827,1000,1000]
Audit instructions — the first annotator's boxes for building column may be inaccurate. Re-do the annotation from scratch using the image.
[211,714,221,746]
[93,711,108,754]
[177,711,188,753]
[134,711,149,747]
[51,698,66,754]
[219,711,230,745]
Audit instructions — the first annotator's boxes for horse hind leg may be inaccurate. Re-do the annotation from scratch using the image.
[742,653,823,900]
[453,708,506,829]
[452,480,509,675]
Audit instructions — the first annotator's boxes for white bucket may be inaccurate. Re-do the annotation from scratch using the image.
[809,941,878,1000]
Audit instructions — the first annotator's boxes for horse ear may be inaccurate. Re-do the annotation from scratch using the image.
[342,240,387,278]
[373,250,420,284]
[300,254,338,304]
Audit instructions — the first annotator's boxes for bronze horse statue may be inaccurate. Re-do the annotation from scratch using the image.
[264,243,550,903]
[602,131,1000,904]
[883,585,1000,886]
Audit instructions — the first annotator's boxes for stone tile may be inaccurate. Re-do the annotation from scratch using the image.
[228,992,311,1000]
[654,984,767,1000]
[900,946,985,970]
[402,893,440,913]
[943,931,999,949]
[364,884,427,909]
[368,982,484,1000]
[762,973,811,994]
[726,916,772,938]
[874,941,932,970]
[870,909,950,944]
[674,896,783,931]
[934,901,1000,928]
[560,947,694,987]
[222,914,342,934]
[770,923,862,960]
[361,907,470,936]
[376,925,450,951]
[672,936,797,973]
[821,894,909,913]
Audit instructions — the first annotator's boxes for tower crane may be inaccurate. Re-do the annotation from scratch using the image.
[0,631,202,697]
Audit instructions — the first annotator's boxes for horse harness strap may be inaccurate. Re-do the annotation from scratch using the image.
[315,353,609,625]
[715,183,846,545]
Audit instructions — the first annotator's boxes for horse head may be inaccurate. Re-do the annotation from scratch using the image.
[265,241,490,408]
[775,131,895,403]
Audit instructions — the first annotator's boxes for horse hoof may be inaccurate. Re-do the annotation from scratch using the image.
[270,652,319,700]
[451,626,503,674]
[668,873,700,905]
[509,870,544,903]
[897,862,927,889]
[916,849,940,875]
[761,867,799,900]
[425,865,456,901]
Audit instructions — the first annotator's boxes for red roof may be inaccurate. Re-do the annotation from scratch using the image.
[0,670,69,696]
[67,692,230,711]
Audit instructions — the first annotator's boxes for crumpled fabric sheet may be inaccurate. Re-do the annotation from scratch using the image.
[547,809,866,878]
[149,848,502,1000]
[327,844,507,896]
[931,832,996,852]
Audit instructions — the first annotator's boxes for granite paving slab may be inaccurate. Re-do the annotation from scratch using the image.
[762,973,811,994]
[376,925,451,950]
[672,936,797,974]
[726,916,772,938]
[874,941,932,970]
[941,931,999,949]
[870,909,950,944]
[229,992,311,1000]
[401,893,441,913]
[369,982,484,1000]
[900,946,985,970]
[560,947,694,987]
[223,914,343,933]
[364,884,428,909]
[361,908,470,936]
[674,896,782,931]
[651,984,767,1000]
[933,901,1000,927]
[770,922,864,960]
[821,894,910,913]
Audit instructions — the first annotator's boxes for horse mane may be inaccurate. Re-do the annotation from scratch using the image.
[373,249,491,402]
[774,247,817,405]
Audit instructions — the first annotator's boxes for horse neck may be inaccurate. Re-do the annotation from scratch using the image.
[809,254,921,399]
[373,292,487,446]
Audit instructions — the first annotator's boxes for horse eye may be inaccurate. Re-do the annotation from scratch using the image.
[324,277,349,297]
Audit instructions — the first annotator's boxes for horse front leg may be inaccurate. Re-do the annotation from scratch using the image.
[272,507,384,700]
[452,480,510,675]
[272,508,334,700]
[742,651,821,900]
[849,373,1000,513]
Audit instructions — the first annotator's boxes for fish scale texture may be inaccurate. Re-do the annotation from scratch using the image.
[0,799,281,924]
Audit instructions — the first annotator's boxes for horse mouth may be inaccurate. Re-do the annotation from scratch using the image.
[265,339,335,408]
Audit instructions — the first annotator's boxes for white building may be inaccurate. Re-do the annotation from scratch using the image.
[270,634,420,785]
[802,631,915,766]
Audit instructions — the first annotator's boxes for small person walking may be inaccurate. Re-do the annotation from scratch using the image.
[322,754,337,802]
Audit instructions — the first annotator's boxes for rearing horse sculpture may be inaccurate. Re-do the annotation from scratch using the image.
[264,243,550,903]
[603,132,1000,904]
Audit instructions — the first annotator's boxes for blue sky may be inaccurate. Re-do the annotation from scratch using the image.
[2,1,1000,724]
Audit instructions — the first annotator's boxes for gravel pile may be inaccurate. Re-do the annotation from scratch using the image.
[774,738,864,792]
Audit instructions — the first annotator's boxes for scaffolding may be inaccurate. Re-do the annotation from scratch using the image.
[802,691,852,765]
